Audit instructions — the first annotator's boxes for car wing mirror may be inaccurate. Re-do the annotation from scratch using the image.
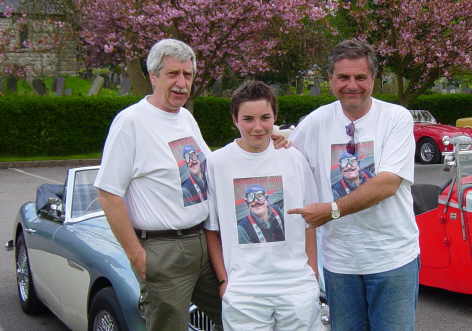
[46,197,64,221]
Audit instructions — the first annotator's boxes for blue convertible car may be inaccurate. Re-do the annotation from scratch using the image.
[5,166,213,331]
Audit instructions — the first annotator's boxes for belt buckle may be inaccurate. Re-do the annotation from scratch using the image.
[176,229,183,236]
[140,230,147,240]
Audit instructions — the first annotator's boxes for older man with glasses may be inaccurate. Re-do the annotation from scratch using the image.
[289,40,419,331]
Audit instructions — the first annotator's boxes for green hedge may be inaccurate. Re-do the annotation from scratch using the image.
[1,93,470,156]
[409,94,472,125]
[0,96,140,156]
[193,97,236,148]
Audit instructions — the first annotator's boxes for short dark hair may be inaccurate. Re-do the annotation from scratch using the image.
[328,39,378,77]
[230,81,277,119]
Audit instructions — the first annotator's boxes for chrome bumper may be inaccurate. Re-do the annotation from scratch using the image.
[5,240,13,251]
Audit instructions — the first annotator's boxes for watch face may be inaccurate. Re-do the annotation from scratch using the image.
[331,203,340,218]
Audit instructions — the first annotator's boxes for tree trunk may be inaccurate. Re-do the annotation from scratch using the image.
[396,73,407,106]
[126,59,152,96]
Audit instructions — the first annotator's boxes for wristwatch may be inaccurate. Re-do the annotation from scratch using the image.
[331,201,341,219]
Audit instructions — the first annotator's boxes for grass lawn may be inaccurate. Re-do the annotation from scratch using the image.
[0,152,102,162]
[5,76,120,97]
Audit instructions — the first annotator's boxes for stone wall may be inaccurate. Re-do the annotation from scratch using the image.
[0,17,82,76]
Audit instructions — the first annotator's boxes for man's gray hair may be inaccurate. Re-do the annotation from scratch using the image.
[328,40,378,77]
[146,39,197,76]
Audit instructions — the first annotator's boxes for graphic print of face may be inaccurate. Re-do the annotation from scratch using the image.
[182,145,201,177]
[245,184,269,219]
[339,152,360,181]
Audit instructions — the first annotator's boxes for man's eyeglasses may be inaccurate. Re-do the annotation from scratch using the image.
[345,121,356,155]
[245,191,267,204]
[340,157,359,168]
[184,151,199,163]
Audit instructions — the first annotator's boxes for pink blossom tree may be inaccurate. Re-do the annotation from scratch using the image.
[77,0,333,96]
[345,0,472,105]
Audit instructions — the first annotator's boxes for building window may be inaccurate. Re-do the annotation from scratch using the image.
[18,24,28,48]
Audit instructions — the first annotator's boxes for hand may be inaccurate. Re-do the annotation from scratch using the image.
[129,247,146,280]
[271,133,291,149]
[288,202,332,228]
[219,281,228,298]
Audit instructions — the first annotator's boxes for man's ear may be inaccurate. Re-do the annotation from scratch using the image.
[232,115,238,127]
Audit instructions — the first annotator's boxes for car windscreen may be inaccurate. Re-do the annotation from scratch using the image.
[410,109,437,124]
[458,150,472,178]
[72,169,102,219]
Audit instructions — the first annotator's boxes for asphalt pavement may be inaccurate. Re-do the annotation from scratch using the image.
[1,163,472,331]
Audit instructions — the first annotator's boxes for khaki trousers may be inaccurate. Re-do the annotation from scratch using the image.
[138,230,222,331]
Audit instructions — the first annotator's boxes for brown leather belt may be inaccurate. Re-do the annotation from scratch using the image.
[135,223,203,240]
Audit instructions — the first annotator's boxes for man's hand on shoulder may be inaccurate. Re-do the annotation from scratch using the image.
[271,133,291,149]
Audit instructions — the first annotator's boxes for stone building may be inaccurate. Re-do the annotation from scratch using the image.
[0,0,81,77]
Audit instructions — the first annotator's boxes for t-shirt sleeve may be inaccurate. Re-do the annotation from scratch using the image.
[377,107,415,184]
[204,157,220,231]
[94,114,135,197]
[290,115,311,161]
[301,153,319,206]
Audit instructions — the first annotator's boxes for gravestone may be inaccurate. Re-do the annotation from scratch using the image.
[6,76,17,93]
[53,77,65,96]
[270,83,282,96]
[119,78,131,96]
[64,88,72,96]
[32,78,47,95]
[309,80,320,96]
[111,72,121,88]
[87,76,105,96]
[0,77,5,94]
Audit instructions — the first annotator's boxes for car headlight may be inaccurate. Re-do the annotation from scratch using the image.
[442,135,450,146]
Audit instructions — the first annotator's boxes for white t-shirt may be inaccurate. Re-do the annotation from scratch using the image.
[94,97,211,230]
[291,98,419,274]
[204,141,319,296]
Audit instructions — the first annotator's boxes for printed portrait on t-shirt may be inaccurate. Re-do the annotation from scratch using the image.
[331,141,375,200]
[234,176,285,244]
[169,137,208,207]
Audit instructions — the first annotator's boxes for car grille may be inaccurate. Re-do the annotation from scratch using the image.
[188,304,215,331]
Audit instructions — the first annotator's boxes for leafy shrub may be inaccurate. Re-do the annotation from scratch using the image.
[409,94,472,125]
[1,93,469,156]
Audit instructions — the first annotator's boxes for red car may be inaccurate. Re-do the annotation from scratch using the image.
[412,135,472,294]
[411,109,472,164]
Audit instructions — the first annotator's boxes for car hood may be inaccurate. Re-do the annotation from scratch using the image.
[415,123,472,136]
[72,216,121,246]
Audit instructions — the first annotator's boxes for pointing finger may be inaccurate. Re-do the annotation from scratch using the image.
[287,208,304,215]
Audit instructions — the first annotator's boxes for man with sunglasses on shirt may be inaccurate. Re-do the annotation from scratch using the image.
[182,145,208,206]
[238,184,285,244]
[289,40,419,331]
[332,152,374,200]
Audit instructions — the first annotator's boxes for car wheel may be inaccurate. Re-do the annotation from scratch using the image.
[15,233,45,314]
[89,287,127,331]
[417,138,441,164]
